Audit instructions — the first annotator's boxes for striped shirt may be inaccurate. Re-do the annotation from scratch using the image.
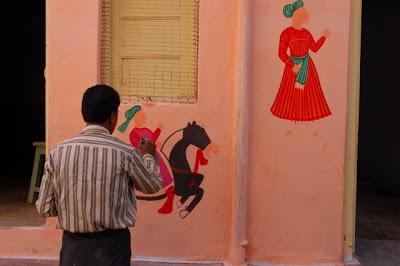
[36,125,163,233]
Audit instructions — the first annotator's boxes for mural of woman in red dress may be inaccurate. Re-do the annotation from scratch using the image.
[271,0,331,121]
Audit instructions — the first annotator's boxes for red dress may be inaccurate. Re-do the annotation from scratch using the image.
[271,27,331,121]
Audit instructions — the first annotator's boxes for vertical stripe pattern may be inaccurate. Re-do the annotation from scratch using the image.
[36,125,163,233]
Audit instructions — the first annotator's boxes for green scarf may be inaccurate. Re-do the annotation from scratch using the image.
[290,54,310,86]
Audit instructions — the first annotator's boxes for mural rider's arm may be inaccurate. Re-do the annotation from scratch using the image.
[152,123,164,142]
[36,153,58,217]
[152,128,161,142]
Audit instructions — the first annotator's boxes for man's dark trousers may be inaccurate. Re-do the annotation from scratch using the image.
[60,228,131,266]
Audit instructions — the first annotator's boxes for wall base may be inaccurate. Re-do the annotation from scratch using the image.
[0,256,223,266]
[342,256,361,265]
[248,260,342,266]
[0,256,365,266]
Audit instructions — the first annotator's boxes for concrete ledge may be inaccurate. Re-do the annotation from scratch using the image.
[0,258,223,266]
[248,262,365,266]
[0,259,367,266]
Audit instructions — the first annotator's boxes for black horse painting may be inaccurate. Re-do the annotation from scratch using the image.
[137,121,213,219]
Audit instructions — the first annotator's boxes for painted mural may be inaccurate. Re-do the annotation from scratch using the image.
[270,0,331,122]
[119,105,219,219]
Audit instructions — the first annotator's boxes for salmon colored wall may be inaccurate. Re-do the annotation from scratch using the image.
[46,0,100,146]
[118,0,236,259]
[0,0,355,265]
[0,0,236,261]
[247,0,351,264]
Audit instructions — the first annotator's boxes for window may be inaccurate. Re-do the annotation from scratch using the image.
[101,0,199,103]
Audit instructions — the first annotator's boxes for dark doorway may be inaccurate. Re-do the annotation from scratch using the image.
[0,0,46,226]
[356,0,400,265]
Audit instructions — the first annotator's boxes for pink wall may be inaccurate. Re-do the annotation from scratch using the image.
[0,0,236,262]
[117,0,236,259]
[0,0,354,265]
[247,0,350,264]
[46,0,100,146]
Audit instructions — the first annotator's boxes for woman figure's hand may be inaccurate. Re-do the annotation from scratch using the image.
[293,64,302,74]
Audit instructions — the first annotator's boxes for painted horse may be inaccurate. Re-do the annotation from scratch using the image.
[137,121,211,218]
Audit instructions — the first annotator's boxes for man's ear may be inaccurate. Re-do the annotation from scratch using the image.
[111,111,118,123]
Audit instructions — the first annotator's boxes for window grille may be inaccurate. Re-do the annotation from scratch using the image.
[100,0,199,103]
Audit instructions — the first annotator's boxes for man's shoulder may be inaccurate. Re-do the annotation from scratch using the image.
[50,134,138,156]
[48,136,78,153]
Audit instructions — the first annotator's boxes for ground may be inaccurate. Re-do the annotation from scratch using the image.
[0,176,45,227]
[0,259,369,266]
[0,260,221,266]
[354,181,400,266]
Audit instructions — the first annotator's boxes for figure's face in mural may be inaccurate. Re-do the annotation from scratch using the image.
[293,7,310,25]
[133,109,147,128]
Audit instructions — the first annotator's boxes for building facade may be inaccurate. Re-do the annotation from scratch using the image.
[0,0,362,265]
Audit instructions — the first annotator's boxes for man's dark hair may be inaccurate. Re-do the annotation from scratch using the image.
[81,84,120,123]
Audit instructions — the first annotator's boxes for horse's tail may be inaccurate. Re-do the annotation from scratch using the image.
[136,193,167,201]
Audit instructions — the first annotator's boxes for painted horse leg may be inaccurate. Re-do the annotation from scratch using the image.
[179,174,205,218]
[179,193,190,206]
[186,187,204,212]
[158,186,175,214]
[180,173,204,204]
[179,187,204,219]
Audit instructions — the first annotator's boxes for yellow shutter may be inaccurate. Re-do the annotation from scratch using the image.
[101,0,199,103]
